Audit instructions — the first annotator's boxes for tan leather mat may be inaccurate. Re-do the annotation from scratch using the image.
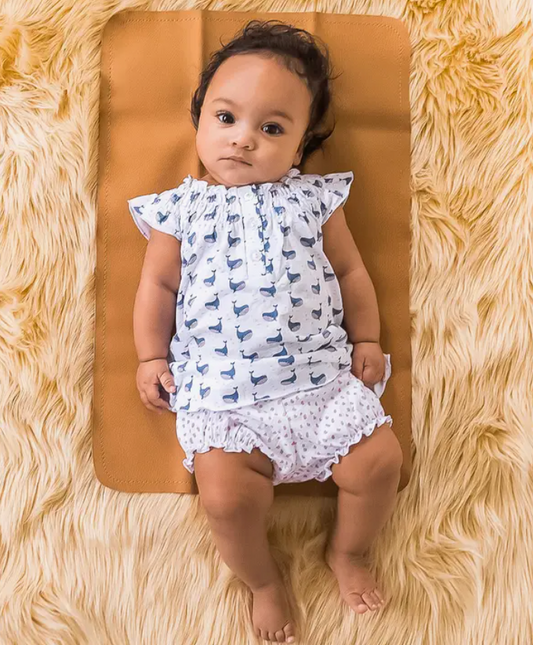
[93,9,412,496]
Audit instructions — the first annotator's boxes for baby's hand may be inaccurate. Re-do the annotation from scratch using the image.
[351,342,386,389]
[136,359,176,415]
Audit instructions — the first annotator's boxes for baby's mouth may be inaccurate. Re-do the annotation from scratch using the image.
[224,157,252,166]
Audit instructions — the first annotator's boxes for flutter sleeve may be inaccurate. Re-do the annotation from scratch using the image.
[127,186,185,241]
[318,171,354,225]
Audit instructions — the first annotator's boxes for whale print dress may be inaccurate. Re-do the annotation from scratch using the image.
[128,167,393,484]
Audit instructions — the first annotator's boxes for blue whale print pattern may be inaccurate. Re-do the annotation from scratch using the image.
[128,167,358,411]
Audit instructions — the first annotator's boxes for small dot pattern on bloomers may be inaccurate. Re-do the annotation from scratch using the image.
[176,369,393,486]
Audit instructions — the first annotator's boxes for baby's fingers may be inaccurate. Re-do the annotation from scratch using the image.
[139,390,163,414]
[143,383,170,413]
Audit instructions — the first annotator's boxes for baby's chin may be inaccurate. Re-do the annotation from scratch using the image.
[214,162,288,186]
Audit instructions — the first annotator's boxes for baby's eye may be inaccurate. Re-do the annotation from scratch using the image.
[263,124,283,136]
[217,112,234,125]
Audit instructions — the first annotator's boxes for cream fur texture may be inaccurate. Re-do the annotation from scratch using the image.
[1,0,532,643]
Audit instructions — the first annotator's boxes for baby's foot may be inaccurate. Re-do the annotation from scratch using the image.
[251,578,297,643]
[325,547,386,614]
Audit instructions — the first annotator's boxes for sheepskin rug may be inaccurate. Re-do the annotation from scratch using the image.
[1,0,532,643]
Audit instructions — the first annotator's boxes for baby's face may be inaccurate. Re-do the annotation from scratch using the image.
[196,53,312,187]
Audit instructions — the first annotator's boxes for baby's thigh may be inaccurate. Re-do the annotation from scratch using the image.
[194,447,274,515]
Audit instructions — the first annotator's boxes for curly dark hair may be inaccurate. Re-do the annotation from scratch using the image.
[189,19,341,169]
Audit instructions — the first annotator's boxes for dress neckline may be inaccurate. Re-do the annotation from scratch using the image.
[184,167,301,191]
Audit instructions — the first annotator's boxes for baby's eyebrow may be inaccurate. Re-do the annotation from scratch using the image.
[212,97,294,123]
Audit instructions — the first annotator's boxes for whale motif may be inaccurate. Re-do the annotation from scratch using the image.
[196,362,209,375]
[310,372,327,386]
[300,236,316,247]
[204,228,217,243]
[215,341,228,356]
[156,211,170,225]
[260,284,276,297]
[253,392,270,402]
[273,343,287,357]
[226,255,243,271]
[286,268,301,284]
[241,350,259,362]
[229,278,246,293]
[220,362,236,380]
[267,329,283,344]
[278,355,295,366]
[249,371,268,386]
[232,301,249,317]
[262,305,279,321]
[281,369,297,385]
[205,294,220,310]
[208,318,223,333]
[222,387,239,404]
[235,326,253,342]
[282,249,296,260]
[287,316,300,332]
[228,232,241,247]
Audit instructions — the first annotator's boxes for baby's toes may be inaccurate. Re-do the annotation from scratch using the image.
[362,591,379,609]
[371,590,384,606]
[348,593,368,613]
[374,588,386,604]
[284,623,296,642]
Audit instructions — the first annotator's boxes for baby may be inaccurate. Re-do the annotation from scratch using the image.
[128,19,403,644]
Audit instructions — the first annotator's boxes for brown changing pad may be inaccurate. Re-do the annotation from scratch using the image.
[93,9,412,496]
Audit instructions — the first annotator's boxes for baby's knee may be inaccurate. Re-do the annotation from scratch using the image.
[195,449,274,520]
[332,422,402,491]
[366,424,403,484]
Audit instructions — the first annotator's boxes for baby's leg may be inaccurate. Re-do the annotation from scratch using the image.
[325,422,403,614]
[194,447,296,643]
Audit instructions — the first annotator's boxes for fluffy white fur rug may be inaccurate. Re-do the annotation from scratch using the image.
[1,0,532,643]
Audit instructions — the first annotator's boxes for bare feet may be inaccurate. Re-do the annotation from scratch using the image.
[251,578,297,643]
[325,547,386,614]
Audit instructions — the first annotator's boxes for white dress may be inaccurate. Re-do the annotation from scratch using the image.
[128,167,391,413]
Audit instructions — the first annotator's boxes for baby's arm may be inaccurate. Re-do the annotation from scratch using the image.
[322,207,381,344]
[133,230,182,362]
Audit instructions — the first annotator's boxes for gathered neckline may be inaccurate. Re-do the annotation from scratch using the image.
[184,167,301,191]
